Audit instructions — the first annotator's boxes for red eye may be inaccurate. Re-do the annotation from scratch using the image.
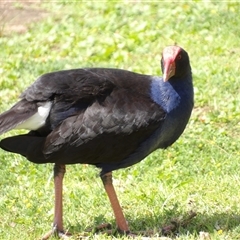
[177,54,182,60]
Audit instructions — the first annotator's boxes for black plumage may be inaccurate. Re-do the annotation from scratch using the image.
[0,45,193,238]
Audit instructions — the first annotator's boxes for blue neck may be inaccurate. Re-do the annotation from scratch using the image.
[150,76,181,113]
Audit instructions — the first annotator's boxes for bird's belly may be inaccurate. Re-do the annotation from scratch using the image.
[103,112,191,173]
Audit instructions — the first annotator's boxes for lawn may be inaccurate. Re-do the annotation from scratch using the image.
[0,1,240,239]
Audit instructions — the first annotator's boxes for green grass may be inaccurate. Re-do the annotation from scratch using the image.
[0,1,240,239]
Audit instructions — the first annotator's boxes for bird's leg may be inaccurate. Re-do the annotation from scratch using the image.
[101,172,130,235]
[41,164,71,240]
[53,164,66,236]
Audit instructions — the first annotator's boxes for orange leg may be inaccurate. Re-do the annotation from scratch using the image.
[101,172,130,234]
[53,164,65,234]
[41,164,71,239]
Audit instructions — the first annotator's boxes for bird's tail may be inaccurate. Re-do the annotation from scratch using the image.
[0,99,38,135]
[0,134,47,163]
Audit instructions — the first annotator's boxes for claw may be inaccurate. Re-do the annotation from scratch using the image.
[40,226,72,240]
[56,230,72,239]
[94,223,112,232]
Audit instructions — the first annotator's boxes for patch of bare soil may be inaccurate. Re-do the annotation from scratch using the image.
[0,0,48,35]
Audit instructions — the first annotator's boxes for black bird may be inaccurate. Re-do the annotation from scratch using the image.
[0,46,193,238]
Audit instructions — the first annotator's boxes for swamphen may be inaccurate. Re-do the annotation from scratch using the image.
[0,45,193,238]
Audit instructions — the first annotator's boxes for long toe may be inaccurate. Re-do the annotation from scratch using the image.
[41,228,72,240]
[57,230,72,239]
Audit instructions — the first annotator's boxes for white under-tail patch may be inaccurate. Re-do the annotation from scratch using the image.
[16,101,52,130]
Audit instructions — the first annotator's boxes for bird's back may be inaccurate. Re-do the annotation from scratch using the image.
[0,66,193,174]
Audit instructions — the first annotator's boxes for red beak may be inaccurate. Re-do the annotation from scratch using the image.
[163,59,176,82]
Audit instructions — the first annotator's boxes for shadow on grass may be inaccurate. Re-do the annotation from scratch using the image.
[67,211,240,238]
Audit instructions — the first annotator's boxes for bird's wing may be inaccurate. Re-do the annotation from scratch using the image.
[1,69,116,135]
[1,68,167,164]
[21,68,116,102]
[0,100,39,135]
[0,87,166,165]
[40,86,166,164]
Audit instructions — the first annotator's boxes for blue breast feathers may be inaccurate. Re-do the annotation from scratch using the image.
[150,76,180,113]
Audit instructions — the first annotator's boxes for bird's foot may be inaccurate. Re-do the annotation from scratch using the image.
[86,223,139,238]
[161,210,197,236]
[86,223,112,235]
[41,226,72,240]
[95,223,112,232]
[55,230,72,239]
[117,229,139,238]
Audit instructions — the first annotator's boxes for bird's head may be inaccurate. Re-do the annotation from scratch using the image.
[161,45,191,82]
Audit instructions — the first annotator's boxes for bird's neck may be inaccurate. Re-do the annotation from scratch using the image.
[150,75,192,113]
